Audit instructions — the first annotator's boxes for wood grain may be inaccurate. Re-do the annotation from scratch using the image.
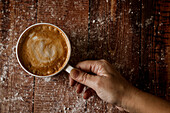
[139,0,170,101]
[0,0,169,113]
[0,0,37,112]
[87,0,109,112]
[146,0,170,99]
[34,0,89,112]
[88,0,141,112]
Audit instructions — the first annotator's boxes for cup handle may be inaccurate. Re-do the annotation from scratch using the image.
[65,64,74,73]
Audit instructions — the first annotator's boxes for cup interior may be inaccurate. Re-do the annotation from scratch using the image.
[16,23,71,77]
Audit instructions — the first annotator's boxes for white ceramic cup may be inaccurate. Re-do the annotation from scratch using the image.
[16,23,73,77]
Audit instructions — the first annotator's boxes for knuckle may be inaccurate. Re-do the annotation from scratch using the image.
[95,77,102,88]
[79,72,88,84]
[100,59,108,63]
[97,60,107,68]
[96,60,104,66]
[99,59,111,68]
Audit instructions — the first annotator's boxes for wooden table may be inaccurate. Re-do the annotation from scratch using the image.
[0,0,169,112]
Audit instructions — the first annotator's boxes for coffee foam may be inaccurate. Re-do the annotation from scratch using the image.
[27,32,63,65]
[18,25,68,76]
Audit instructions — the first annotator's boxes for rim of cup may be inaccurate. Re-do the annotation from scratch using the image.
[16,23,71,77]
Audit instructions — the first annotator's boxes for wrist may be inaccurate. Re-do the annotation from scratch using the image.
[120,85,140,110]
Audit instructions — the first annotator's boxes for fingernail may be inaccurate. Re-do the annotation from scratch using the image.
[71,69,79,78]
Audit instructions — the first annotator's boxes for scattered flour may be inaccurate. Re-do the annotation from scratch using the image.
[0,97,24,102]
[0,64,8,83]
[145,16,154,26]
[14,92,19,96]
[0,43,4,55]
[44,77,51,82]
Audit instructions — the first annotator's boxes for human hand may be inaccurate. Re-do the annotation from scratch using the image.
[69,60,136,106]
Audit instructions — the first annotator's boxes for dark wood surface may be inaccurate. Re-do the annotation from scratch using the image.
[0,0,169,112]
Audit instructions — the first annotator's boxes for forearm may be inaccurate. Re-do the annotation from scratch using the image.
[122,87,170,113]
[69,60,170,113]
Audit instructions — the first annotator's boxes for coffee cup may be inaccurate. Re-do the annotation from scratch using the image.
[16,23,73,77]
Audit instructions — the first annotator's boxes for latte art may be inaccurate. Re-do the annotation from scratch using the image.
[18,25,68,76]
[27,33,63,66]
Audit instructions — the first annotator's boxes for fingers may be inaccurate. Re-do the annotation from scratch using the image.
[70,69,99,90]
[69,76,76,86]
[76,83,84,93]
[83,88,95,99]
[76,59,113,75]
[76,60,102,75]
[115,106,125,112]
[69,76,85,93]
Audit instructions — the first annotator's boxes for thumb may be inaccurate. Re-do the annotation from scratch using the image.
[70,69,98,89]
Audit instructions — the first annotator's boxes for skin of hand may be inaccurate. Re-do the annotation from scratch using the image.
[69,59,135,106]
[69,60,170,113]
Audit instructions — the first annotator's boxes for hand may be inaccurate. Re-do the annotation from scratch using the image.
[69,60,135,106]
[69,60,170,113]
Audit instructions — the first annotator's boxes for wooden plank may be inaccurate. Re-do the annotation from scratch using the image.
[0,1,11,112]
[152,0,170,99]
[87,0,109,112]
[139,0,155,94]
[34,0,89,112]
[0,0,37,112]
[141,0,170,100]
[88,0,141,112]
[0,0,169,113]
